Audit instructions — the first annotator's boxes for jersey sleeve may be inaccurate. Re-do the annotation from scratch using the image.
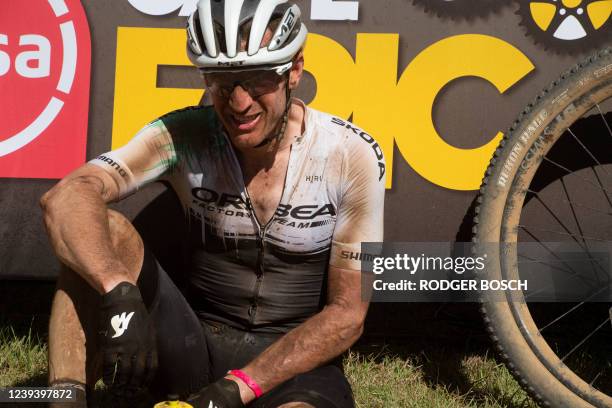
[329,125,386,271]
[88,119,177,199]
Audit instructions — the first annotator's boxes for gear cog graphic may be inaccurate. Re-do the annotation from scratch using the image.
[412,0,508,20]
[517,0,612,54]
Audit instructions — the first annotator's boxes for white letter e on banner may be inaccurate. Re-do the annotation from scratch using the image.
[311,0,359,21]
[127,0,197,16]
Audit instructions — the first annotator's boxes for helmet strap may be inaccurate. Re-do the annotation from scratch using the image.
[255,73,292,149]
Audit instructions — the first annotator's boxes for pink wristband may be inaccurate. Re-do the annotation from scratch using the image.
[228,369,263,398]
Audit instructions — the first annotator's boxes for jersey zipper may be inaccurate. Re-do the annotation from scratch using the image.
[244,187,276,326]
[248,222,268,325]
[227,136,294,327]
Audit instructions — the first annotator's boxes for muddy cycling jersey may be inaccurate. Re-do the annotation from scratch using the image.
[90,100,385,333]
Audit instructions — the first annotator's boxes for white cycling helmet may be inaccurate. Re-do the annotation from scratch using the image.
[187,0,308,73]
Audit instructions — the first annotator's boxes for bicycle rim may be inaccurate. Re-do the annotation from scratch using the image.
[474,47,612,407]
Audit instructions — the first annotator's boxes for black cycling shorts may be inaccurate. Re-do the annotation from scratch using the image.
[136,246,355,408]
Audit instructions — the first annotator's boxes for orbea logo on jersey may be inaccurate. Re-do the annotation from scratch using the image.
[0,0,91,179]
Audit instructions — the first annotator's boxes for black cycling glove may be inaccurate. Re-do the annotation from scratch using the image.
[187,378,245,408]
[98,282,158,392]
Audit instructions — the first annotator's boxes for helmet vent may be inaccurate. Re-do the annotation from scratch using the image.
[187,0,307,70]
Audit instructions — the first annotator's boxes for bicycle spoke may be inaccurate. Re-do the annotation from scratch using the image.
[560,179,604,279]
[517,255,588,297]
[595,103,612,140]
[528,189,589,250]
[518,256,605,273]
[518,224,608,275]
[528,188,612,215]
[521,265,604,300]
[590,371,604,387]
[561,178,587,246]
[567,127,609,177]
[524,194,607,277]
[561,317,610,362]
[537,286,610,332]
[519,227,581,276]
[518,224,608,242]
[562,200,611,216]
[592,166,612,210]
[542,157,612,199]
[518,255,587,276]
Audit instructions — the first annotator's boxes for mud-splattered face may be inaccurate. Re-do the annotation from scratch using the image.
[206,69,290,149]
[203,22,304,150]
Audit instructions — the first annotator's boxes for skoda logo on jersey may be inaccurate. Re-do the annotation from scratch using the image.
[330,117,386,181]
[0,0,91,179]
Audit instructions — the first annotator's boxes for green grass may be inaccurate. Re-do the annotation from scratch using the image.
[0,325,47,388]
[344,345,536,408]
[0,325,537,407]
[0,284,537,407]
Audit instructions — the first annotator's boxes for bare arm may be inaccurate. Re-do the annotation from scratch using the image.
[41,118,177,293]
[231,265,369,403]
[40,164,135,294]
[229,120,385,403]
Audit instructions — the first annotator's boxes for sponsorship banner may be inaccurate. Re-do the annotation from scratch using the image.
[360,242,612,302]
[0,0,610,293]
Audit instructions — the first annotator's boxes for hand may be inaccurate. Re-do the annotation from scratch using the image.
[187,378,245,408]
[98,282,158,392]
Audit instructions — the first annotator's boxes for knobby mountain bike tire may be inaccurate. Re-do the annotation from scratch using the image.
[473,47,612,408]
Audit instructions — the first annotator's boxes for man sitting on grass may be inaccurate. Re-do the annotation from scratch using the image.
[41,1,385,407]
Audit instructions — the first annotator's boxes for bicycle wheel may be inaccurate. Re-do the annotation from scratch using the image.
[473,47,612,408]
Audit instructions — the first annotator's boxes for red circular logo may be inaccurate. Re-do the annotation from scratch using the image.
[0,0,91,178]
